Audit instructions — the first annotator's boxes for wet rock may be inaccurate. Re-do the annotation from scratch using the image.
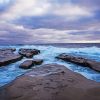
[19,60,34,69]
[33,59,43,65]
[0,49,22,66]
[0,48,16,55]
[86,60,100,72]
[6,48,16,52]
[56,53,100,72]
[18,49,40,58]
[19,59,43,69]
[0,64,100,100]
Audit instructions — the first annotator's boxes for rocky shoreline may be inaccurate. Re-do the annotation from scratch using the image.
[0,48,23,66]
[0,48,100,100]
[0,64,100,100]
[56,53,100,72]
[0,48,42,69]
[0,48,100,72]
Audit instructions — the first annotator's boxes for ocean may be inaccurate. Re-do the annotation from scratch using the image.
[0,43,100,87]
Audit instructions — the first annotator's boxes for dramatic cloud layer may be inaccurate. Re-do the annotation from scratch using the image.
[0,0,96,21]
[0,22,100,44]
[0,0,100,44]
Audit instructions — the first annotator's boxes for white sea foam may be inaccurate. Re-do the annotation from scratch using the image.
[0,45,100,87]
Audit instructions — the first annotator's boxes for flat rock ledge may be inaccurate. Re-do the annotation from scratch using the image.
[0,64,100,100]
[56,53,100,72]
[0,49,23,66]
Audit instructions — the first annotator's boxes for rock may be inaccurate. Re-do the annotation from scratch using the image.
[19,59,43,69]
[86,60,100,72]
[56,53,100,72]
[0,49,22,66]
[0,64,100,100]
[0,48,16,52]
[5,48,16,52]
[0,48,16,55]
[33,59,43,65]
[18,49,40,58]
[19,60,34,69]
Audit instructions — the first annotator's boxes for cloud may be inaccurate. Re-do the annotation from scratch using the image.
[51,3,94,21]
[0,0,51,20]
[0,0,97,30]
[0,0,95,21]
[0,22,100,44]
[0,0,99,44]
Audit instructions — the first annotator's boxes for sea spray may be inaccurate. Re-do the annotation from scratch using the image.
[0,45,100,87]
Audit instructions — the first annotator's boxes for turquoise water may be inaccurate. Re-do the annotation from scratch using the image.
[0,45,100,87]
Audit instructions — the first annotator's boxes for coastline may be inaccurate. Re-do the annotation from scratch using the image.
[0,64,100,100]
[0,44,100,100]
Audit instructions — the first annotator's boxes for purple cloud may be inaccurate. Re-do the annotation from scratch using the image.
[0,0,100,44]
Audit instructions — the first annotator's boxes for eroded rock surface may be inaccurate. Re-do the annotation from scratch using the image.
[0,48,23,66]
[19,60,33,69]
[56,53,100,72]
[0,64,100,100]
[33,59,43,65]
[18,49,40,58]
[19,59,43,69]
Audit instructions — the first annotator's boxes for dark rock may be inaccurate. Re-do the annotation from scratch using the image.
[0,49,22,66]
[18,49,40,58]
[33,59,43,65]
[0,48,16,55]
[0,64,100,100]
[56,53,100,72]
[19,59,43,69]
[0,48,16,51]
[6,48,16,52]
[86,60,100,72]
[19,60,34,69]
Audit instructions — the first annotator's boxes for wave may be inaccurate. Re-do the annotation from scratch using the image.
[0,45,100,87]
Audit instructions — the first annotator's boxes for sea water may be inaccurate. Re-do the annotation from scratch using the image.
[0,44,100,87]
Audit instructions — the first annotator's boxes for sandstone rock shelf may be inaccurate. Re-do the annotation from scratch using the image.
[56,53,100,72]
[0,48,41,67]
[0,64,100,100]
[0,49,23,66]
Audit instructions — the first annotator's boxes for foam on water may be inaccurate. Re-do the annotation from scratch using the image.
[0,45,100,87]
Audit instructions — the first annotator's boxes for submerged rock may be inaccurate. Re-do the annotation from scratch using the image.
[0,49,22,66]
[19,60,33,69]
[18,48,40,58]
[33,59,43,65]
[56,53,100,72]
[0,64,100,100]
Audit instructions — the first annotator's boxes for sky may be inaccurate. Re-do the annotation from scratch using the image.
[0,0,100,44]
